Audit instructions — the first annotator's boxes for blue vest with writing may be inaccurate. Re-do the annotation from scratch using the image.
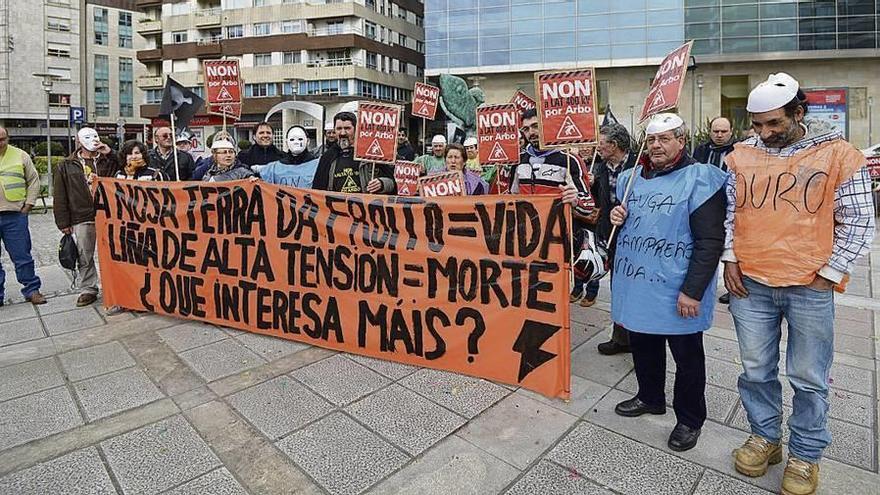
[259,159,319,189]
[611,163,727,335]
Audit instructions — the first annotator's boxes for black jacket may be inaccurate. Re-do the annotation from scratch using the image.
[148,148,195,181]
[591,153,638,243]
[312,144,396,194]
[237,144,285,168]
[283,148,317,165]
[693,139,735,170]
[396,142,416,161]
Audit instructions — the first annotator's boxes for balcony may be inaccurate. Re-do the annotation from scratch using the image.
[308,25,363,37]
[137,19,162,35]
[194,38,223,57]
[305,57,365,68]
[137,75,164,88]
[135,0,162,7]
[136,48,162,63]
[194,8,222,28]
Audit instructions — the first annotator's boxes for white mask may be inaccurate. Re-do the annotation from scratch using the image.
[286,126,308,156]
[78,128,101,152]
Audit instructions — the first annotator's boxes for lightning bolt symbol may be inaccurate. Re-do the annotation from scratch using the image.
[512,320,561,382]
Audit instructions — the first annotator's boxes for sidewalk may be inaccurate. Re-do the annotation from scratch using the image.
[0,215,877,494]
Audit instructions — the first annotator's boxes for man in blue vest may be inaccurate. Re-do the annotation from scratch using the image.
[0,127,46,305]
[609,113,728,452]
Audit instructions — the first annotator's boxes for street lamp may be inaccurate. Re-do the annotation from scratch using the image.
[33,72,59,193]
[696,74,704,127]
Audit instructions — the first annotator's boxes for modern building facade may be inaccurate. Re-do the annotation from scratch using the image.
[135,0,425,149]
[0,0,148,151]
[426,0,879,148]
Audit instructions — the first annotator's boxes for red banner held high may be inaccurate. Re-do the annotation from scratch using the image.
[535,68,599,148]
[476,104,520,166]
[203,59,243,120]
[354,102,401,164]
[411,82,440,120]
[510,90,536,113]
[639,41,693,122]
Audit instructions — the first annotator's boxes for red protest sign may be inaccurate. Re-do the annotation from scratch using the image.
[510,90,536,112]
[639,41,693,122]
[535,68,599,148]
[394,160,421,195]
[476,104,520,166]
[411,82,440,120]
[419,171,465,197]
[867,155,880,179]
[203,60,242,120]
[354,102,401,164]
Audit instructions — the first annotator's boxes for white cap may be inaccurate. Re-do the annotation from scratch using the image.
[747,72,800,113]
[324,121,335,131]
[463,137,477,147]
[645,113,684,135]
[211,139,235,151]
[431,134,447,145]
[176,131,191,143]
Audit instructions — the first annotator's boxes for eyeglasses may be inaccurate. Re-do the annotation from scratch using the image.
[156,133,171,138]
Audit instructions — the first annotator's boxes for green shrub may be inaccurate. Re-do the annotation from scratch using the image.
[33,141,64,156]
[33,156,64,175]
[238,139,251,150]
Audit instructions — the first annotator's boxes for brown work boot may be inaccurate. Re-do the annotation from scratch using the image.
[579,297,596,308]
[26,292,47,305]
[781,457,819,495]
[76,293,97,307]
[734,434,783,477]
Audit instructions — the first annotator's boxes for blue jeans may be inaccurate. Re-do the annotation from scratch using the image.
[0,212,41,300]
[729,276,834,463]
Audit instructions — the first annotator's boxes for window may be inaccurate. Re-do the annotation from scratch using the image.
[47,17,70,32]
[119,12,132,48]
[94,8,108,45]
[145,89,162,104]
[172,31,188,43]
[47,43,71,58]
[253,22,271,36]
[326,19,343,35]
[227,0,252,7]
[398,61,408,73]
[282,20,303,33]
[365,21,377,40]
[254,53,272,66]
[226,25,244,39]
[48,67,71,80]
[254,0,267,5]
[94,54,110,117]
[416,15,423,27]
[398,33,408,47]
[416,40,425,53]
[300,79,346,95]
[283,51,301,64]
[49,93,71,106]
[366,52,378,69]
[245,83,277,97]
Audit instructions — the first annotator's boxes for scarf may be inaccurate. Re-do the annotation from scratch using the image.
[124,157,147,177]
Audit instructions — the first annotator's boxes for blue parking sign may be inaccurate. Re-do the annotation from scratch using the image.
[69,106,85,124]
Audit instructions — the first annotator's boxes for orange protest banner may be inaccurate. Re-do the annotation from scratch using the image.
[419,171,465,197]
[412,82,440,120]
[394,160,421,196]
[94,179,572,399]
[535,68,599,148]
[354,101,401,164]
[510,90,536,112]
[477,104,521,166]
[639,41,693,122]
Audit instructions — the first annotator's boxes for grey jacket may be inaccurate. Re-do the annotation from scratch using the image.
[202,161,254,182]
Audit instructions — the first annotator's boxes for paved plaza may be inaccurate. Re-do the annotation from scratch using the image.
[0,213,877,495]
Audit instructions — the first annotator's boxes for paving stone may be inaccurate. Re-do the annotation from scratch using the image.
[458,393,577,469]
[833,318,874,338]
[833,332,875,359]
[777,383,875,426]
[347,383,466,455]
[692,470,773,495]
[36,293,83,315]
[0,356,64,402]
[0,447,115,495]
[0,317,43,347]
[233,331,309,360]
[368,435,519,495]
[178,338,266,382]
[705,356,743,391]
[101,415,221,495]
[277,412,409,495]
[157,322,228,352]
[291,354,390,406]
[348,354,419,380]
[398,368,509,419]
[163,467,248,495]
[504,459,614,495]
[617,371,739,423]
[548,422,703,495]
[73,367,165,421]
[570,332,633,387]
[0,301,38,323]
[826,362,875,396]
[0,387,83,450]
[703,334,742,364]
[58,341,136,381]
[227,375,334,440]
[569,321,605,351]
[42,308,105,336]
[518,375,611,417]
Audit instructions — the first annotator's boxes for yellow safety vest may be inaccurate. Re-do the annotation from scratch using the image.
[0,145,27,202]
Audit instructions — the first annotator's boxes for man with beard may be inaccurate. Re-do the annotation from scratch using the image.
[237,122,285,168]
[255,126,320,189]
[312,111,395,194]
[725,73,874,495]
[396,127,416,161]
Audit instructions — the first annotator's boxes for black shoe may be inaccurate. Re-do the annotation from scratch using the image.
[597,341,631,355]
[718,292,730,304]
[614,397,666,417]
[668,423,701,451]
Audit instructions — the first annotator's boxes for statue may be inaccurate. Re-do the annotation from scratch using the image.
[438,73,485,142]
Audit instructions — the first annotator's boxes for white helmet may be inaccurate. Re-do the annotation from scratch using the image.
[573,230,609,283]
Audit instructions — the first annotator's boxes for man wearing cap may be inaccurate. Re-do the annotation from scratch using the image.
[175,131,194,155]
[724,73,874,495]
[609,113,727,452]
[396,128,416,161]
[415,135,447,174]
[312,111,395,194]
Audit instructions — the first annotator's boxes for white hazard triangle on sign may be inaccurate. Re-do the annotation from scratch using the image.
[555,115,583,140]
[216,86,235,102]
[417,103,429,116]
[398,183,411,195]
[646,88,667,112]
[488,142,509,162]
[365,138,385,158]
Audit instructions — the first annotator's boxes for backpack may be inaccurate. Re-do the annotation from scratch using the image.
[59,234,78,270]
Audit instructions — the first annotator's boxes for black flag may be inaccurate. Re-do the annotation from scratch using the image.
[158,77,204,130]
[601,105,618,126]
